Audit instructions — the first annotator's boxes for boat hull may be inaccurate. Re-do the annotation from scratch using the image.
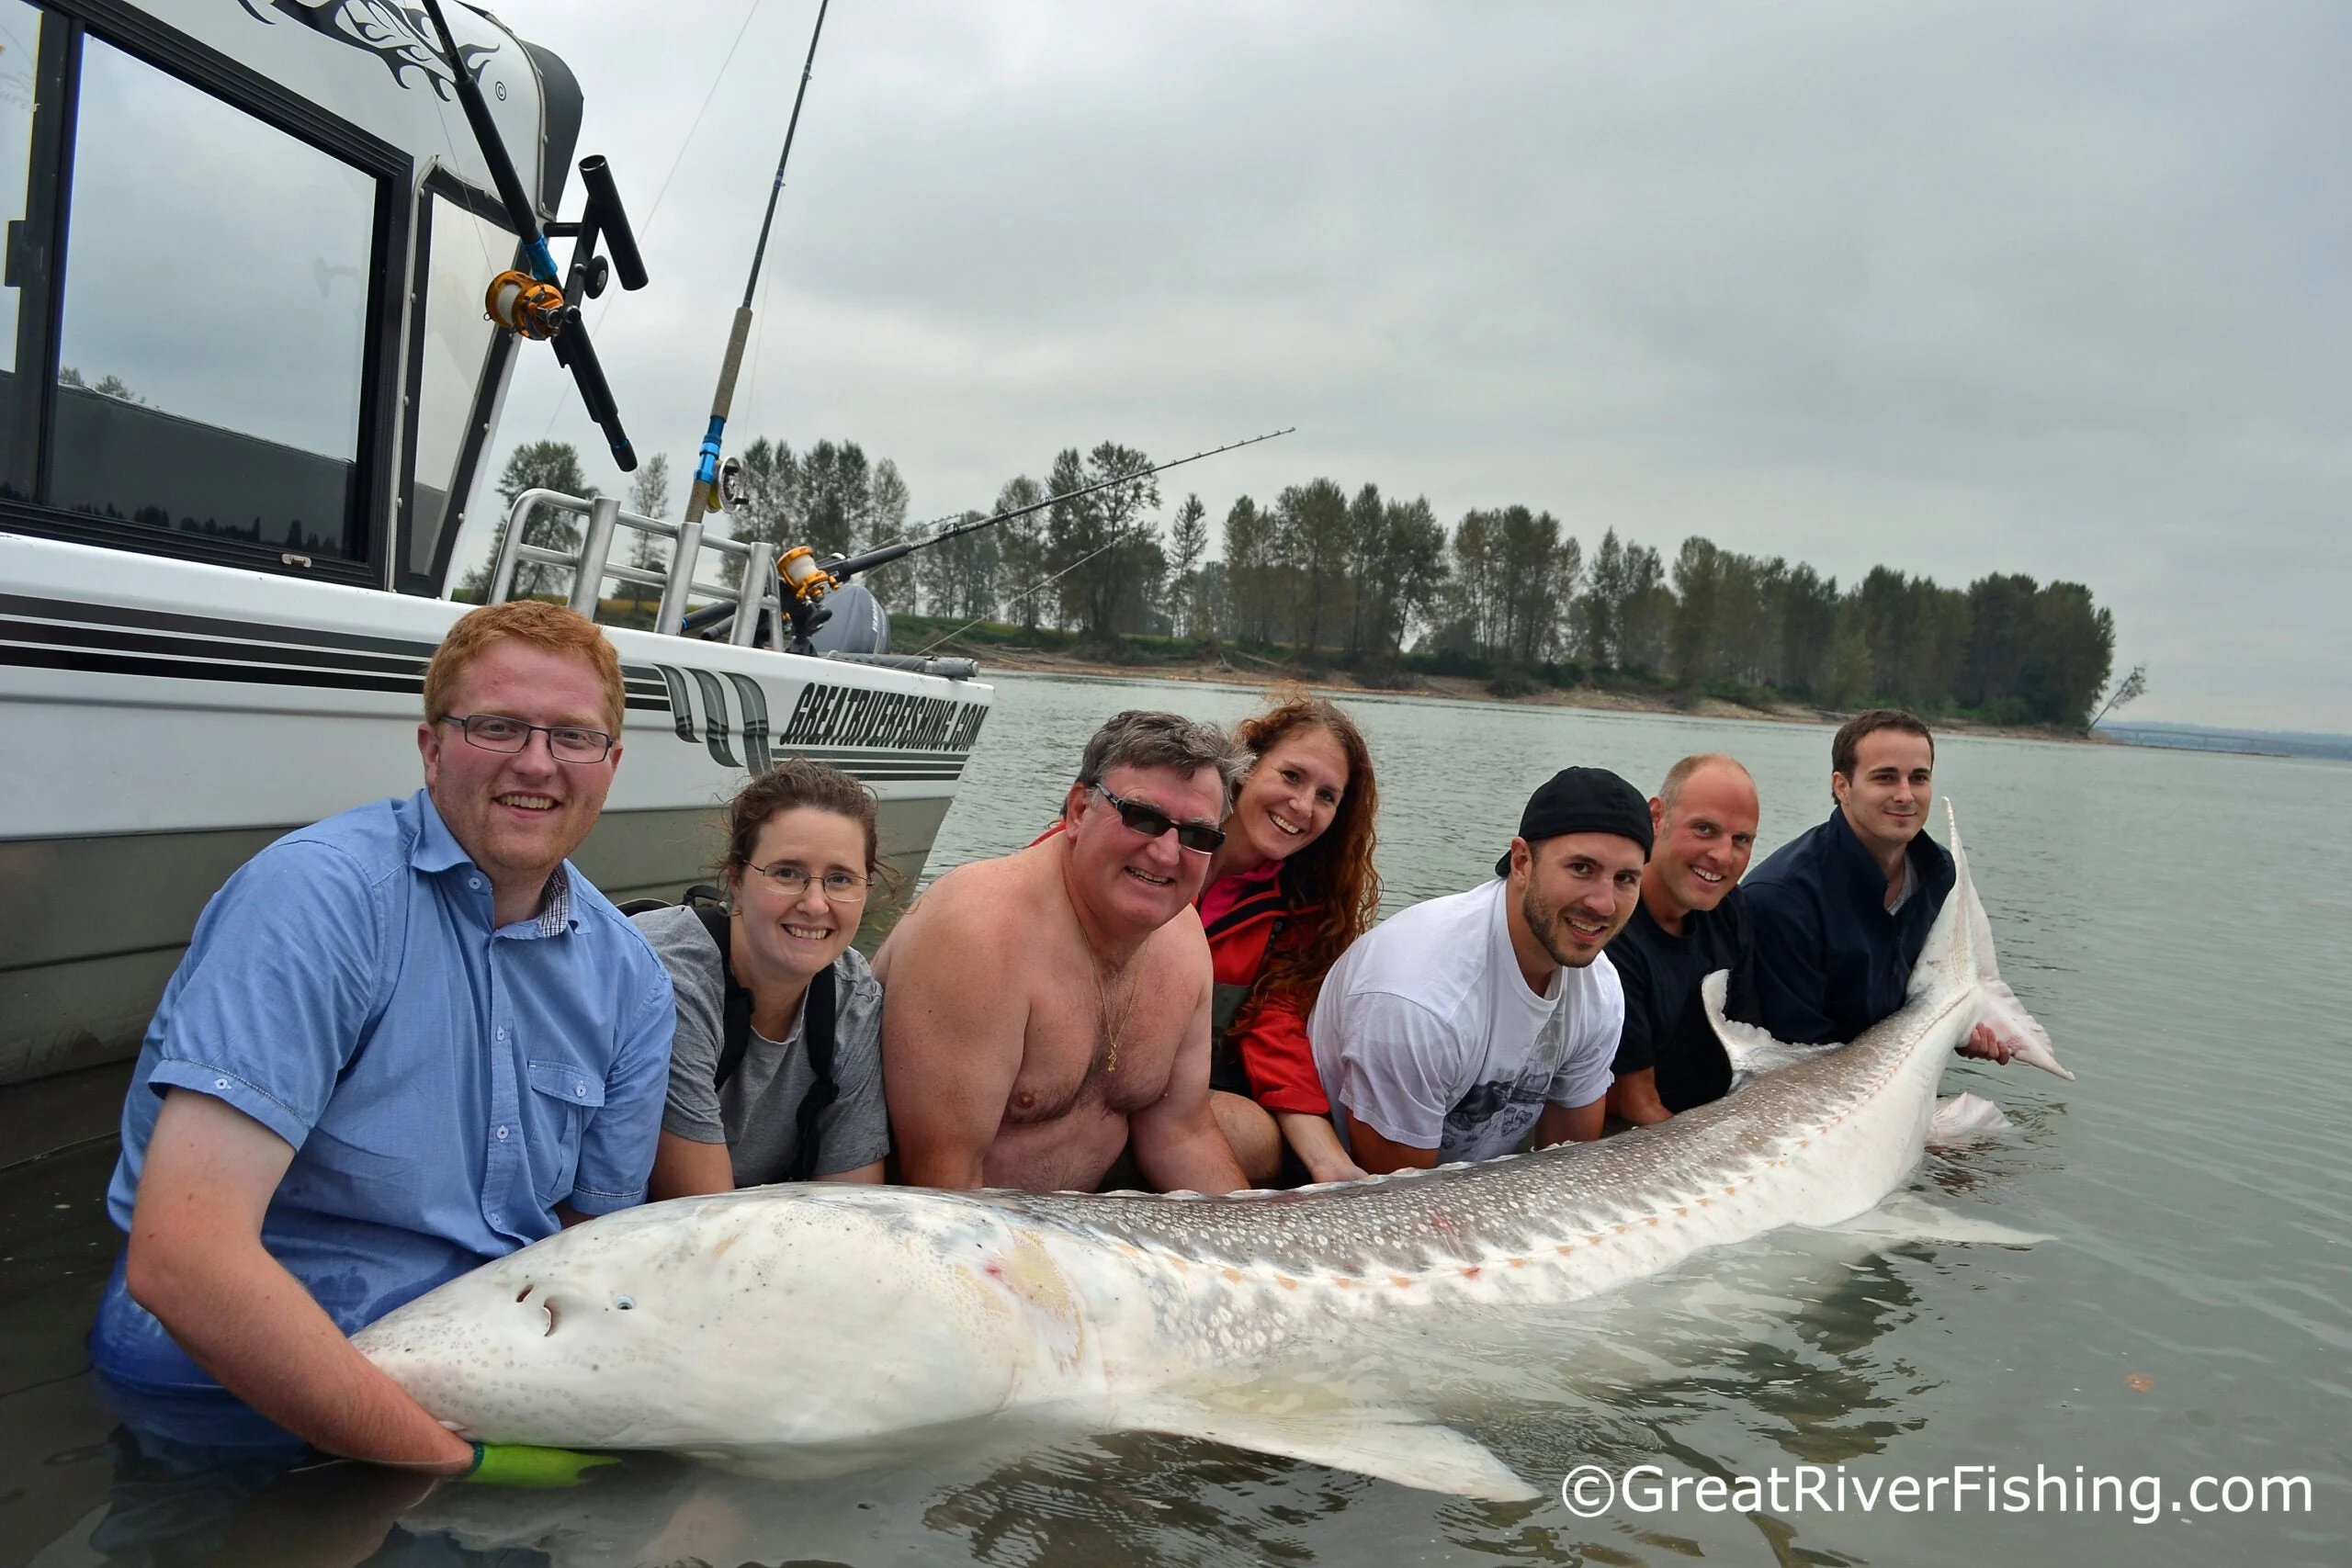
[0,536,990,1087]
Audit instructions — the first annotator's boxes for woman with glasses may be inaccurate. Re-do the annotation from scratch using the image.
[630,759,894,1195]
[1199,691,1382,1188]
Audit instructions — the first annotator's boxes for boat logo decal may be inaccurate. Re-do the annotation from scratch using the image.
[648,664,771,773]
[778,682,988,754]
[239,1,498,100]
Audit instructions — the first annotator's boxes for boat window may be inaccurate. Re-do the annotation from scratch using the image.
[408,192,509,581]
[49,34,375,559]
[0,0,38,498]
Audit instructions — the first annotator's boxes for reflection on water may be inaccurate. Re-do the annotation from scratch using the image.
[9,673,2349,1565]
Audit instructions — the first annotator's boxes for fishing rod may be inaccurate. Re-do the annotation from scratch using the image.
[681,426,1295,650]
[686,0,832,523]
[419,0,647,470]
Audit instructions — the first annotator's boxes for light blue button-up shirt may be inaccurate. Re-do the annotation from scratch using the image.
[92,789,672,1438]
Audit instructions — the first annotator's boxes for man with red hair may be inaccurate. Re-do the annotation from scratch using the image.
[92,602,671,1483]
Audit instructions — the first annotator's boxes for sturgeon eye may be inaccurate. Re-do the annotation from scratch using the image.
[614,1296,635,1311]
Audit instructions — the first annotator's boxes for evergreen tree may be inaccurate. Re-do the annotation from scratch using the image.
[1167,492,1210,638]
[857,458,913,611]
[1670,536,1722,689]
[458,441,597,600]
[1342,483,1385,655]
[1576,527,1626,669]
[800,441,872,562]
[715,436,800,590]
[1616,539,1671,673]
[1358,494,1446,658]
[1274,479,1351,656]
[1774,563,1840,697]
[1044,443,1160,639]
[992,476,1048,629]
[2019,581,2114,728]
[621,452,671,616]
[1222,495,1273,644]
[917,509,1000,622]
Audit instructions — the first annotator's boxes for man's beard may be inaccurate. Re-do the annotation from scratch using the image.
[1521,882,1607,970]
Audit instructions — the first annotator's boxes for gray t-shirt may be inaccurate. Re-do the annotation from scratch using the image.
[629,904,890,1184]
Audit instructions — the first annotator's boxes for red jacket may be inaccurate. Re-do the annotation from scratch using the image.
[1200,863,1329,1116]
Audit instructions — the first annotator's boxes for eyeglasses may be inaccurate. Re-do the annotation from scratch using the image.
[442,714,616,764]
[1091,782,1225,853]
[748,862,871,902]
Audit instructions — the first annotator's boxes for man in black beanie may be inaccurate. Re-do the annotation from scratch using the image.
[1306,766,1650,1174]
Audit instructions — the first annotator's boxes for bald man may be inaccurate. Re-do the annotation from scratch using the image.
[1605,754,1760,1125]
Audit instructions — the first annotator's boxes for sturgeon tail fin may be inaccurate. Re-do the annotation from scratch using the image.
[1946,800,2075,1081]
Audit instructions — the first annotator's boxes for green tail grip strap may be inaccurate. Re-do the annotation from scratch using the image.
[458,1441,619,1489]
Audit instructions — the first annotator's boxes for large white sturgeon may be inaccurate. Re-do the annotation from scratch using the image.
[357,805,2069,1499]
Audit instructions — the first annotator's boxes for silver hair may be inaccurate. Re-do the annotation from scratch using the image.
[1076,710,1243,815]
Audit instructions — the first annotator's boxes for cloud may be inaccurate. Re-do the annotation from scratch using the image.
[472,0,2352,729]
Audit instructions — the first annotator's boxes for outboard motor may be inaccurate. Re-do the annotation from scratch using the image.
[807,582,888,655]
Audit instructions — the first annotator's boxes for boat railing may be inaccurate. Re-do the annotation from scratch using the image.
[488,488,786,649]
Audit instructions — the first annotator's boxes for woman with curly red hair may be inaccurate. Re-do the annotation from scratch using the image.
[1201,691,1382,1186]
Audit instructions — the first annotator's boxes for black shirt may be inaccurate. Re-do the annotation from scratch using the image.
[1745,807,1956,1045]
[1607,886,1749,1113]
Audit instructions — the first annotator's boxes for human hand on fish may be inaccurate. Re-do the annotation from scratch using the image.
[1957,1021,2013,1063]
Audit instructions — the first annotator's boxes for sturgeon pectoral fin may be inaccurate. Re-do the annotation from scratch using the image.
[1119,1396,1539,1502]
[1928,1092,2015,1146]
[1824,1192,2052,1247]
[1702,971,1840,1080]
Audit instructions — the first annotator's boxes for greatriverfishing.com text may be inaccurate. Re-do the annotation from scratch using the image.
[1556,1463,2314,1525]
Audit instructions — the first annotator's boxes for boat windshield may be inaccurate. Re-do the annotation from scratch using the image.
[48,33,375,561]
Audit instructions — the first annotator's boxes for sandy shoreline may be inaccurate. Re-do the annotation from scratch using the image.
[926,639,2096,745]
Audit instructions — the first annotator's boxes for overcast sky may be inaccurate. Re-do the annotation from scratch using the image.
[472,0,2351,732]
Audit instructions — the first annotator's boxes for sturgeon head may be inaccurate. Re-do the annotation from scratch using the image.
[355,1184,1106,1452]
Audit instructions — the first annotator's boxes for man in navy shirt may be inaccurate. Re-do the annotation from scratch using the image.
[1606,753,1759,1123]
[1746,709,2007,1059]
[92,601,672,1475]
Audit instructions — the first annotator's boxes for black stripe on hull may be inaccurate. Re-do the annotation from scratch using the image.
[0,640,673,709]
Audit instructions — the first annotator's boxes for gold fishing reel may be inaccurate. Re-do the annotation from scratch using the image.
[777,546,840,604]
[484,269,568,340]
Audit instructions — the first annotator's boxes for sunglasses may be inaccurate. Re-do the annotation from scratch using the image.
[1091,782,1226,853]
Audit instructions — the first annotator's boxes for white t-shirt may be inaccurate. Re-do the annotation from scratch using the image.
[1309,877,1623,1164]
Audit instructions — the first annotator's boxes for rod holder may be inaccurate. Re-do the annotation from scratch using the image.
[569,495,621,617]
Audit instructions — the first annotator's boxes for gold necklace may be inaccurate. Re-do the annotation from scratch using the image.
[1091,952,1140,1074]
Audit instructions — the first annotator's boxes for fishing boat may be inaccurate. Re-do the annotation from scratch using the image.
[0,0,991,1109]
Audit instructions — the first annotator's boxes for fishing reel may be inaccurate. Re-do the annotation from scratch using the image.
[776,546,841,651]
[777,546,841,605]
[460,145,646,461]
[485,271,566,340]
[694,454,750,521]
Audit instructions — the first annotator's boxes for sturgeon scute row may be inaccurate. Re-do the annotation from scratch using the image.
[973,981,1956,1303]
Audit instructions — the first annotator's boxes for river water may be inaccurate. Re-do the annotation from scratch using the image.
[5,671,2346,1565]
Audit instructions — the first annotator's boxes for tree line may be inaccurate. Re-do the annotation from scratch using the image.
[468,437,2122,729]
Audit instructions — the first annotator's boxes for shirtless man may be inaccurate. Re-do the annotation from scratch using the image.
[877,710,1250,1194]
